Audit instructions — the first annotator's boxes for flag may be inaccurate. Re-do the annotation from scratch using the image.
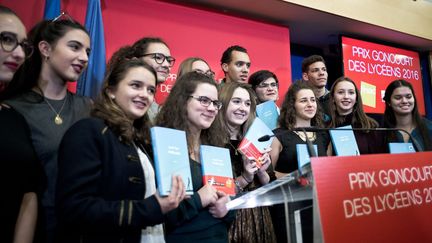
[43,0,60,20]
[77,0,106,98]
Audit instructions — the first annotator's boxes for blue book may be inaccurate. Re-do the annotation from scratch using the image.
[150,126,194,196]
[388,142,415,154]
[238,117,274,168]
[200,145,235,196]
[296,144,318,175]
[256,100,279,130]
[329,125,360,156]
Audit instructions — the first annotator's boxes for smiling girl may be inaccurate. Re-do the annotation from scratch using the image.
[157,72,234,243]
[56,47,186,243]
[327,76,386,154]
[215,81,276,242]
[2,16,92,242]
[383,79,432,151]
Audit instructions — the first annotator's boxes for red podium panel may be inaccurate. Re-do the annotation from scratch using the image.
[312,152,432,242]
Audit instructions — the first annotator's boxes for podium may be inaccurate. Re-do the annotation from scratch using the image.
[226,167,322,243]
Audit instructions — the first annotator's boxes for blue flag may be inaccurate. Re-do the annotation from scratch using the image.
[44,0,60,20]
[77,0,106,98]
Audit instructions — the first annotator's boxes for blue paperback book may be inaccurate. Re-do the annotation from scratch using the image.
[200,145,235,196]
[256,100,279,130]
[329,125,360,156]
[296,144,318,175]
[388,142,415,154]
[150,126,194,196]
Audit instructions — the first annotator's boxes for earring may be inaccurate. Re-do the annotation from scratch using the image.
[44,56,50,62]
[110,95,115,99]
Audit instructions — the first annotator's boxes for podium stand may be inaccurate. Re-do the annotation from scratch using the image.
[226,168,322,243]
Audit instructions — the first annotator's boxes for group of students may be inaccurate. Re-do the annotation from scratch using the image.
[1,6,432,243]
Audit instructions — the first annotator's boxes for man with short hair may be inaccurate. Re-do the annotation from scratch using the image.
[131,37,175,122]
[302,55,330,117]
[220,45,251,83]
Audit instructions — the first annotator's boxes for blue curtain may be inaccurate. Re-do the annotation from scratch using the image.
[44,0,60,20]
[77,0,106,98]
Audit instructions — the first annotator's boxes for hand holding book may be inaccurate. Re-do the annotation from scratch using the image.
[208,191,230,218]
[197,184,218,208]
[155,175,187,214]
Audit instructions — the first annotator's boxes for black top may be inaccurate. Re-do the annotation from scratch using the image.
[0,107,43,242]
[164,157,235,243]
[56,118,163,243]
[273,128,330,173]
[332,112,388,154]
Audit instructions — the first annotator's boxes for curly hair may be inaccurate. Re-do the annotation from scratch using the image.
[278,80,323,130]
[383,79,431,150]
[92,46,157,145]
[214,82,257,143]
[156,72,225,149]
[328,76,378,129]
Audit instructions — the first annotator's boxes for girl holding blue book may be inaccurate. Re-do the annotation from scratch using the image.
[156,71,234,243]
[56,47,186,243]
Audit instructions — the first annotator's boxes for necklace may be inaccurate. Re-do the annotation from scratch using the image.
[227,141,239,155]
[45,96,67,125]
[294,131,316,142]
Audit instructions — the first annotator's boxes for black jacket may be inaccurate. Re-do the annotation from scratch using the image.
[56,118,163,243]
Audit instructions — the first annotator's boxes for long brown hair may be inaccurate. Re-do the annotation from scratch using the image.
[215,82,257,142]
[92,46,156,144]
[279,80,323,130]
[383,79,431,151]
[328,76,378,129]
[156,72,225,149]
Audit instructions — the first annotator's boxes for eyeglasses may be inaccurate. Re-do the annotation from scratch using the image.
[189,95,222,110]
[0,32,34,58]
[257,82,278,89]
[194,69,215,78]
[140,53,176,67]
[51,11,74,23]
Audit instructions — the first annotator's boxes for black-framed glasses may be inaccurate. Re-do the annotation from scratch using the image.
[194,69,215,78]
[189,95,222,110]
[140,53,175,67]
[257,82,278,89]
[51,11,74,23]
[0,31,34,58]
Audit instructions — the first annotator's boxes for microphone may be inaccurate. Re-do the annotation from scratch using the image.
[292,127,422,152]
[257,134,275,142]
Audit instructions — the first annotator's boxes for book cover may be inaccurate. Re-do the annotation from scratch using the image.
[388,142,415,154]
[200,145,235,196]
[150,126,194,196]
[296,144,318,175]
[237,117,274,168]
[329,125,360,156]
[256,100,279,130]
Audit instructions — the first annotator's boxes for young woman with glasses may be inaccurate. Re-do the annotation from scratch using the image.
[156,72,234,242]
[130,37,175,123]
[214,81,277,242]
[0,6,42,243]
[177,57,215,79]
[56,46,186,243]
[1,14,92,243]
[248,70,280,105]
